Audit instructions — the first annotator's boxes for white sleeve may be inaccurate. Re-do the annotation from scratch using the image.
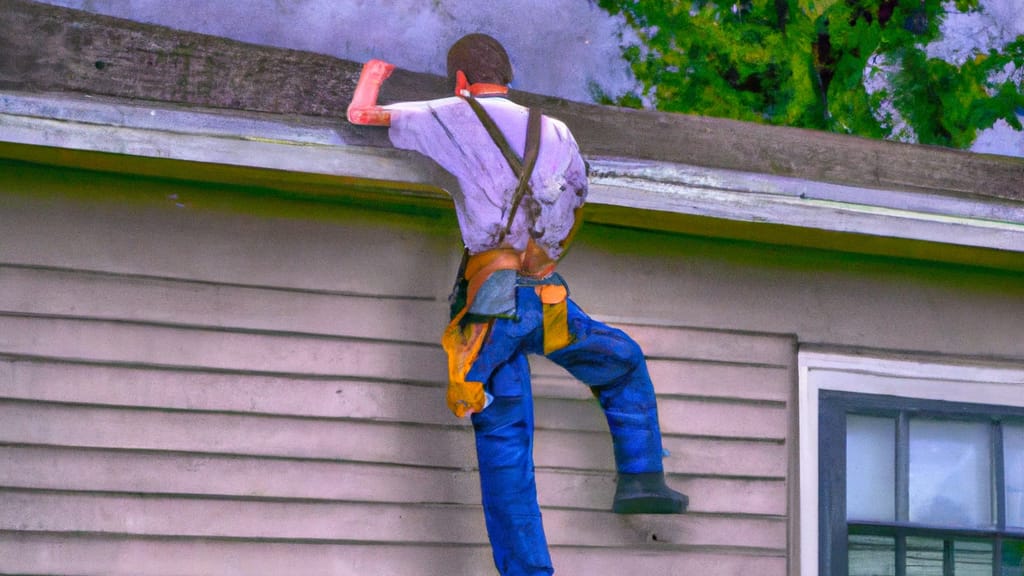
[386,99,470,177]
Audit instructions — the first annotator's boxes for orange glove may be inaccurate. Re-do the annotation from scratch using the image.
[347,59,396,126]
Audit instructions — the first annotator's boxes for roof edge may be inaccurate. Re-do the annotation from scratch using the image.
[1,90,1022,271]
[1,0,1022,202]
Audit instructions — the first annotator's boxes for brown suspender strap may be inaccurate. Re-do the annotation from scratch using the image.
[463,96,526,175]
[505,108,543,240]
[462,96,542,244]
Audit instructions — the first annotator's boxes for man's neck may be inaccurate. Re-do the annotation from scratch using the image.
[459,83,509,98]
[469,83,508,97]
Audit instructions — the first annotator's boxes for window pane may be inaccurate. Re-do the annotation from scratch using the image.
[909,419,992,527]
[904,537,994,576]
[849,533,895,576]
[954,540,993,576]
[906,537,943,576]
[1006,424,1024,529]
[1004,539,1024,576]
[848,415,896,521]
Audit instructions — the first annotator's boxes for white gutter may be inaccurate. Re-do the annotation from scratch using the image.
[2,91,1023,254]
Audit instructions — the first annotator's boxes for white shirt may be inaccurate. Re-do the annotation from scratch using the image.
[387,96,587,260]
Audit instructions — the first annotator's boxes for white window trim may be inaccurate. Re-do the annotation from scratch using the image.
[798,350,1024,576]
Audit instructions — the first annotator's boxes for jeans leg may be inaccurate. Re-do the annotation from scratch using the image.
[547,300,665,474]
[471,354,553,576]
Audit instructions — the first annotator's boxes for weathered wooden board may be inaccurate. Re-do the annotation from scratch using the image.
[0,533,787,576]
[617,323,795,366]
[0,314,450,383]
[533,358,792,402]
[0,445,787,515]
[0,179,460,300]
[0,359,457,425]
[1,0,1020,200]
[0,356,782,440]
[0,266,796,371]
[0,400,785,478]
[533,394,787,439]
[0,361,788,476]
[0,398,480,469]
[0,353,789,419]
[0,0,381,121]
[0,264,443,344]
[0,490,787,551]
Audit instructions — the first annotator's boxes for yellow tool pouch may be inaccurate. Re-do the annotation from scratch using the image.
[536,284,571,354]
[441,315,491,418]
[441,249,521,418]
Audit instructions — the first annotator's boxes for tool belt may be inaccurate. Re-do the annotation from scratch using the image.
[441,246,572,418]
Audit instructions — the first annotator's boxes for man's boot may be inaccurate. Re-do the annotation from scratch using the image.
[591,375,689,515]
[613,471,688,514]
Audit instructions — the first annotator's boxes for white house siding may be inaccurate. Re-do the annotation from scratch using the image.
[0,161,794,575]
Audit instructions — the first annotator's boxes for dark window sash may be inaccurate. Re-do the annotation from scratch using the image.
[818,390,1024,576]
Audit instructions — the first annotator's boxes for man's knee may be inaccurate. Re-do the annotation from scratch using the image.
[586,328,646,385]
[606,329,645,368]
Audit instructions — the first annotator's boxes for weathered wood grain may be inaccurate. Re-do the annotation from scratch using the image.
[616,323,795,366]
[0,533,787,576]
[0,400,784,477]
[0,320,784,437]
[0,0,394,122]
[0,173,461,300]
[0,357,788,442]
[0,359,456,425]
[533,358,792,402]
[0,360,789,477]
[1,0,1020,200]
[0,490,787,550]
[0,446,786,515]
[0,264,443,344]
[0,398,481,469]
[0,266,797,384]
[0,314,449,382]
[533,394,787,440]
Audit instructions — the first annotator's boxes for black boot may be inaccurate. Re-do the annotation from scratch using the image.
[613,471,688,514]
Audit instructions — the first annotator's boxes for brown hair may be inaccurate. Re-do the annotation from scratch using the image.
[446,33,513,86]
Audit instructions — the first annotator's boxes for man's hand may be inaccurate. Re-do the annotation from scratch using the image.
[347,59,396,126]
[363,59,395,81]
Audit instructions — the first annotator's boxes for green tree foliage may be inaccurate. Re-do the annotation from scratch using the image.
[597,0,1024,148]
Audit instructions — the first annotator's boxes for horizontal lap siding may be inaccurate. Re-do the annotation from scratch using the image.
[0,186,794,575]
[0,534,787,576]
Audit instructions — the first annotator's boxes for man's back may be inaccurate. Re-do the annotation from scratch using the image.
[387,96,587,259]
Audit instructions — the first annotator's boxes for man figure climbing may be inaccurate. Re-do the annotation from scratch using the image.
[348,33,687,576]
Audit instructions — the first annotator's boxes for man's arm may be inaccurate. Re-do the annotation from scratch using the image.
[347,59,396,126]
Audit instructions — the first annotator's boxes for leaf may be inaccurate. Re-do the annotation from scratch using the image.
[798,0,840,19]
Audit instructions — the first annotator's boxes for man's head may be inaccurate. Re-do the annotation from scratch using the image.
[447,33,513,87]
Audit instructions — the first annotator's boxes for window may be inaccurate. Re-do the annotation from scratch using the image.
[799,353,1024,576]
[820,391,1024,576]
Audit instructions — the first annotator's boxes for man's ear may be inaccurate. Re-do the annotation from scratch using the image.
[455,70,470,97]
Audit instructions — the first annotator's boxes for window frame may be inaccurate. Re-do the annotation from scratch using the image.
[798,351,1024,576]
[820,389,1024,576]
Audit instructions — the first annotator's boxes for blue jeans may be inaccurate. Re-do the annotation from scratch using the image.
[468,286,666,576]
